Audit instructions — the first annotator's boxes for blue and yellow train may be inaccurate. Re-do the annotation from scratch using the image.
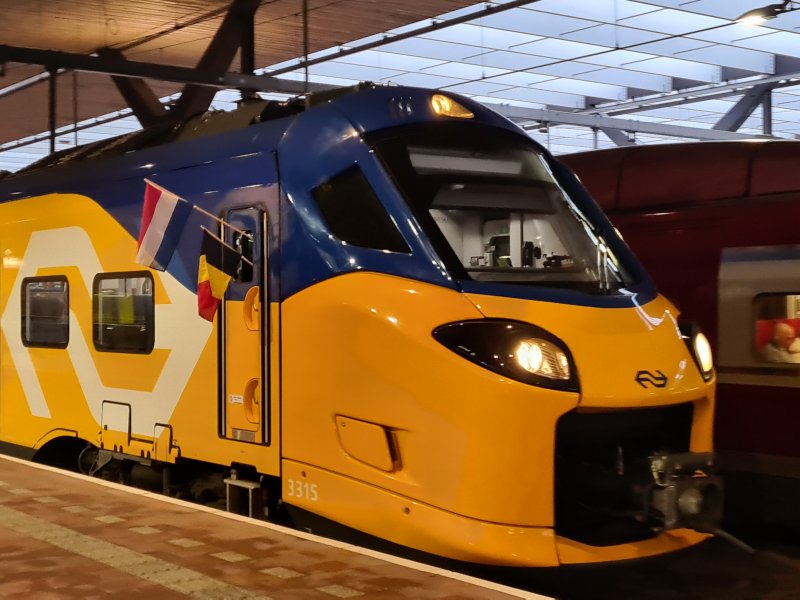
[0,84,719,566]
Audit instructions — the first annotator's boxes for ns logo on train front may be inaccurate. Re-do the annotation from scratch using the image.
[0,85,719,566]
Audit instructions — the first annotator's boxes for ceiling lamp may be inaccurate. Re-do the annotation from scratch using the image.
[736,1,793,25]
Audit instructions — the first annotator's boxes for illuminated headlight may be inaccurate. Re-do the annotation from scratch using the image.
[515,339,570,380]
[433,320,578,392]
[679,319,714,381]
[693,332,713,374]
[430,94,474,119]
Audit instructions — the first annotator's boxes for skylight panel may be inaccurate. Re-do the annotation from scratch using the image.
[421,23,542,50]
[490,86,587,108]
[460,50,557,71]
[339,50,444,72]
[445,80,520,96]
[520,0,660,21]
[385,72,464,89]
[532,77,627,100]
[562,66,671,91]
[275,72,358,87]
[559,23,665,48]
[382,37,483,62]
[581,49,660,68]
[620,7,729,35]
[310,62,404,82]
[678,45,773,73]
[728,31,800,57]
[480,8,594,37]
[486,72,557,87]
[469,95,545,110]
[634,37,712,55]
[421,62,508,80]
[513,38,611,60]
[619,56,720,81]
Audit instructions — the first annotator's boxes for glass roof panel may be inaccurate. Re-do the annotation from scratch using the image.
[558,23,665,47]
[381,38,481,61]
[488,86,587,108]
[678,45,774,72]
[480,8,595,36]
[460,50,561,71]
[421,61,507,80]
[530,78,627,100]
[342,50,445,71]
[512,38,613,60]
[619,7,729,34]
[309,62,404,82]
[618,56,720,81]
[729,31,800,57]
[421,23,543,49]
[561,65,671,91]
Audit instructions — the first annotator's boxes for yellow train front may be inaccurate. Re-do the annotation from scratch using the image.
[0,85,719,567]
[277,87,719,565]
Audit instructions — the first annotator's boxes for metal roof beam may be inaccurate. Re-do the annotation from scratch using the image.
[599,128,637,146]
[0,44,335,95]
[171,0,261,120]
[713,83,772,132]
[582,71,800,116]
[95,48,167,127]
[720,66,760,81]
[776,55,800,75]
[486,104,774,141]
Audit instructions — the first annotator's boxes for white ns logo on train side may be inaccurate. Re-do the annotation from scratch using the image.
[0,227,212,435]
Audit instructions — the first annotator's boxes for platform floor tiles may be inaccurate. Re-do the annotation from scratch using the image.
[0,455,547,599]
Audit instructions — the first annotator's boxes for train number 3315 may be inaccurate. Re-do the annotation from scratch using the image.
[287,479,319,501]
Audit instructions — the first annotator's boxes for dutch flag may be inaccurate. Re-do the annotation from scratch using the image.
[136,180,193,271]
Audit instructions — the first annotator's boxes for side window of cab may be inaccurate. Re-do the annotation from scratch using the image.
[312,165,410,253]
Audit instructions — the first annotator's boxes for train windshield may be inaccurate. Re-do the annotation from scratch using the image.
[371,126,635,294]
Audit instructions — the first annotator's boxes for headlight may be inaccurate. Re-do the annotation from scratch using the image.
[693,332,713,374]
[432,319,578,392]
[515,339,570,379]
[679,318,714,381]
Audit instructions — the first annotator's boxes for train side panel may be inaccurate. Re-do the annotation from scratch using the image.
[0,151,283,477]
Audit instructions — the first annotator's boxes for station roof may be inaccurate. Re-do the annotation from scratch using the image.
[1,0,799,171]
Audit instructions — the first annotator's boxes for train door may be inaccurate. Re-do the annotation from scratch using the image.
[220,207,268,444]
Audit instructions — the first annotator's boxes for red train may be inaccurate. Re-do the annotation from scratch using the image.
[561,140,800,532]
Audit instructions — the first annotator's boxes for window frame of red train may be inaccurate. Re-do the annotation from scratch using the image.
[647,452,723,532]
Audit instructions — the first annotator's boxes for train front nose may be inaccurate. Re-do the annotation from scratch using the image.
[460,291,718,554]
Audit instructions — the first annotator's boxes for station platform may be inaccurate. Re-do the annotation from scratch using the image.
[0,455,547,599]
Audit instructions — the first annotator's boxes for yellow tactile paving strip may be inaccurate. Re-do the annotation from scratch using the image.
[0,456,549,599]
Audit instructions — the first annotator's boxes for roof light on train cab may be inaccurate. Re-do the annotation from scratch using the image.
[430,94,474,119]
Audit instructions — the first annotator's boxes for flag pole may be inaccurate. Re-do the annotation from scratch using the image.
[145,179,254,239]
[200,226,255,267]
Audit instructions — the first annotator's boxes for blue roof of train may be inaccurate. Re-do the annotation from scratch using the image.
[0,85,527,199]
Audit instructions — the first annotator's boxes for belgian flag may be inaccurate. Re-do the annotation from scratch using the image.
[197,228,241,322]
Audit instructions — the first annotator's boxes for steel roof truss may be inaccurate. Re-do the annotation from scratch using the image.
[713,83,773,132]
[488,103,773,141]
